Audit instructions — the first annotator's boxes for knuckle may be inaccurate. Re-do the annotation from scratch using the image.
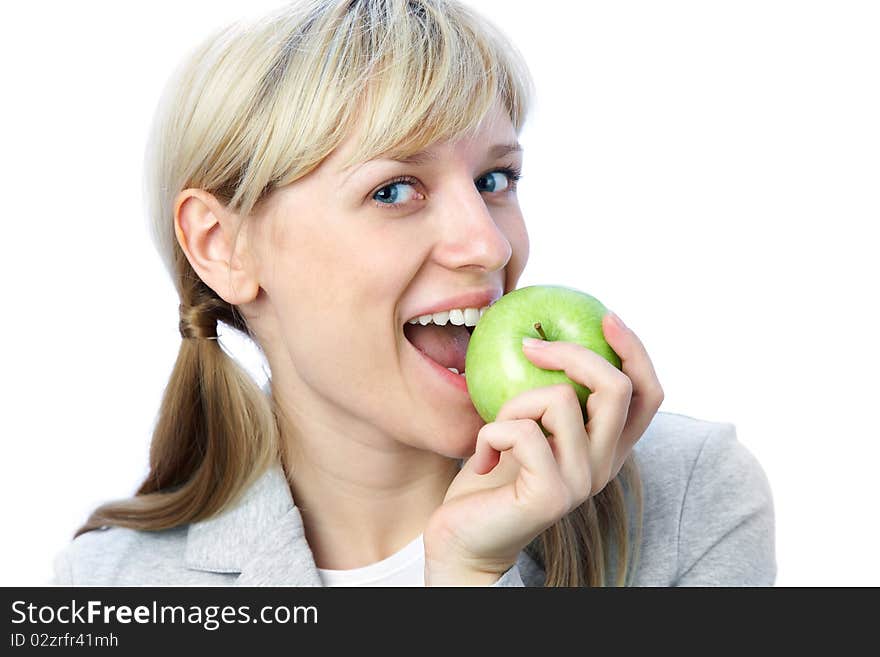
[576,460,593,501]
[513,419,542,442]
[652,384,666,405]
[554,383,579,406]
[573,479,591,504]
[639,383,664,410]
[612,373,634,399]
[476,422,492,441]
[590,469,613,497]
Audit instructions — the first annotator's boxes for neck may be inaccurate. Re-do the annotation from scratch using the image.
[273,383,460,571]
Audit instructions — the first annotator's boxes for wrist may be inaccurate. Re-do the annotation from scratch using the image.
[424,559,509,587]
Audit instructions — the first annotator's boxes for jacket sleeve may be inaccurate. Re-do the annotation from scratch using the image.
[674,422,777,586]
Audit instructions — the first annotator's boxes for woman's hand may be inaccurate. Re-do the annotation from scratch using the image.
[423,312,664,585]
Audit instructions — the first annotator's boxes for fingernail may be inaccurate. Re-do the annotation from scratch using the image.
[609,312,627,330]
[522,336,547,348]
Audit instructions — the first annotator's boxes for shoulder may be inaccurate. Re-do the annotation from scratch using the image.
[634,410,734,465]
[633,411,772,509]
[50,524,205,586]
[634,412,735,483]
[630,411,776,585]
[631,411,737,517]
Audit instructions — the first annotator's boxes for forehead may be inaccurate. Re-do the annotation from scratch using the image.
[329,100,518,174]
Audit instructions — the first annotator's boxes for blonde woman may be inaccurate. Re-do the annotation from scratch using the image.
[51,0,775,587]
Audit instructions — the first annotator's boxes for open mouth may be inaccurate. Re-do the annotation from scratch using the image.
[402,307,484,375]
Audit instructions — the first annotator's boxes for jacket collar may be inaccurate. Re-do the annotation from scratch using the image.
[183,459,544,586]
[184,461,323,585]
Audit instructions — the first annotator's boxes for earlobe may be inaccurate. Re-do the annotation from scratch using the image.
[173,188,260,306]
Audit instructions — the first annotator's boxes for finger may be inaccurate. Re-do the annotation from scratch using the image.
[601,312,665,472]
[494,384,591,503]
[471,419,568,511]
[522,339,631,488]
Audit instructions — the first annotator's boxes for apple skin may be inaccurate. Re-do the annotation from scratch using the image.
[464,285,622,429]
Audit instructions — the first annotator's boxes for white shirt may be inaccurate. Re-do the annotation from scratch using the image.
[317,533,425,587]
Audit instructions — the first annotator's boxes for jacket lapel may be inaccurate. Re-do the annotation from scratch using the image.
[184,462,323,586]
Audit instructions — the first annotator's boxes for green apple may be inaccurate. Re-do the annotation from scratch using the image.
[464,285,622,429]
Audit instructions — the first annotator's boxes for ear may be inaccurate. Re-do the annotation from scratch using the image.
[173,189,259,306]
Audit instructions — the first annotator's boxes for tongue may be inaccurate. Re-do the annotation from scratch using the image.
[404,323,470,372]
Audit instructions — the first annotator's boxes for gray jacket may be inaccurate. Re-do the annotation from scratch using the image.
[50,411,776,586]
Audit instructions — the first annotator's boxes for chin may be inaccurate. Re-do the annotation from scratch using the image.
[423,415,484,460]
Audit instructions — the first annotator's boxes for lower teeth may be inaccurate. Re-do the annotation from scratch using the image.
[446,367,465,375]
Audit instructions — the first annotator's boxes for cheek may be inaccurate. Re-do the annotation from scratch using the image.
[269,225,412,373]
[269,214,367,299]
[339,221,429,307]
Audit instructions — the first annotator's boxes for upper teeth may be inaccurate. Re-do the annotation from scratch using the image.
[407,306,488,327]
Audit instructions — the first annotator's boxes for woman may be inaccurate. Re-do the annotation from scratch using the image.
[51,0,775,586]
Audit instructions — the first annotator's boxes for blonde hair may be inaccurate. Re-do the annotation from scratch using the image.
[77,0,643,587]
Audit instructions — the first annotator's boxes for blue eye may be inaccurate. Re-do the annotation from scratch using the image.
[476,171,512,193]
[371,166,522,210]
[373,179,422,205]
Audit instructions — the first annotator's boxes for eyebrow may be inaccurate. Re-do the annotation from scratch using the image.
[343,142,523,184]
[392,142,523,165]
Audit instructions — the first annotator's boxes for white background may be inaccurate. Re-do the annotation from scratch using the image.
[2,1,877,586]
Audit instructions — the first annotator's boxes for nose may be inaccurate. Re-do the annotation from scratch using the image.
[432,182,512,273]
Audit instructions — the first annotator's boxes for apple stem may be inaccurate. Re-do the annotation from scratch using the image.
[534,322,548,341]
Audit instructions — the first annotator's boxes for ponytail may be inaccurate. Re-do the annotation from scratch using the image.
[529,457,643,586]
[75,279,278,536]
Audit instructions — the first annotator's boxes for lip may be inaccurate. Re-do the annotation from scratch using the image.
[403,288,504,324]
